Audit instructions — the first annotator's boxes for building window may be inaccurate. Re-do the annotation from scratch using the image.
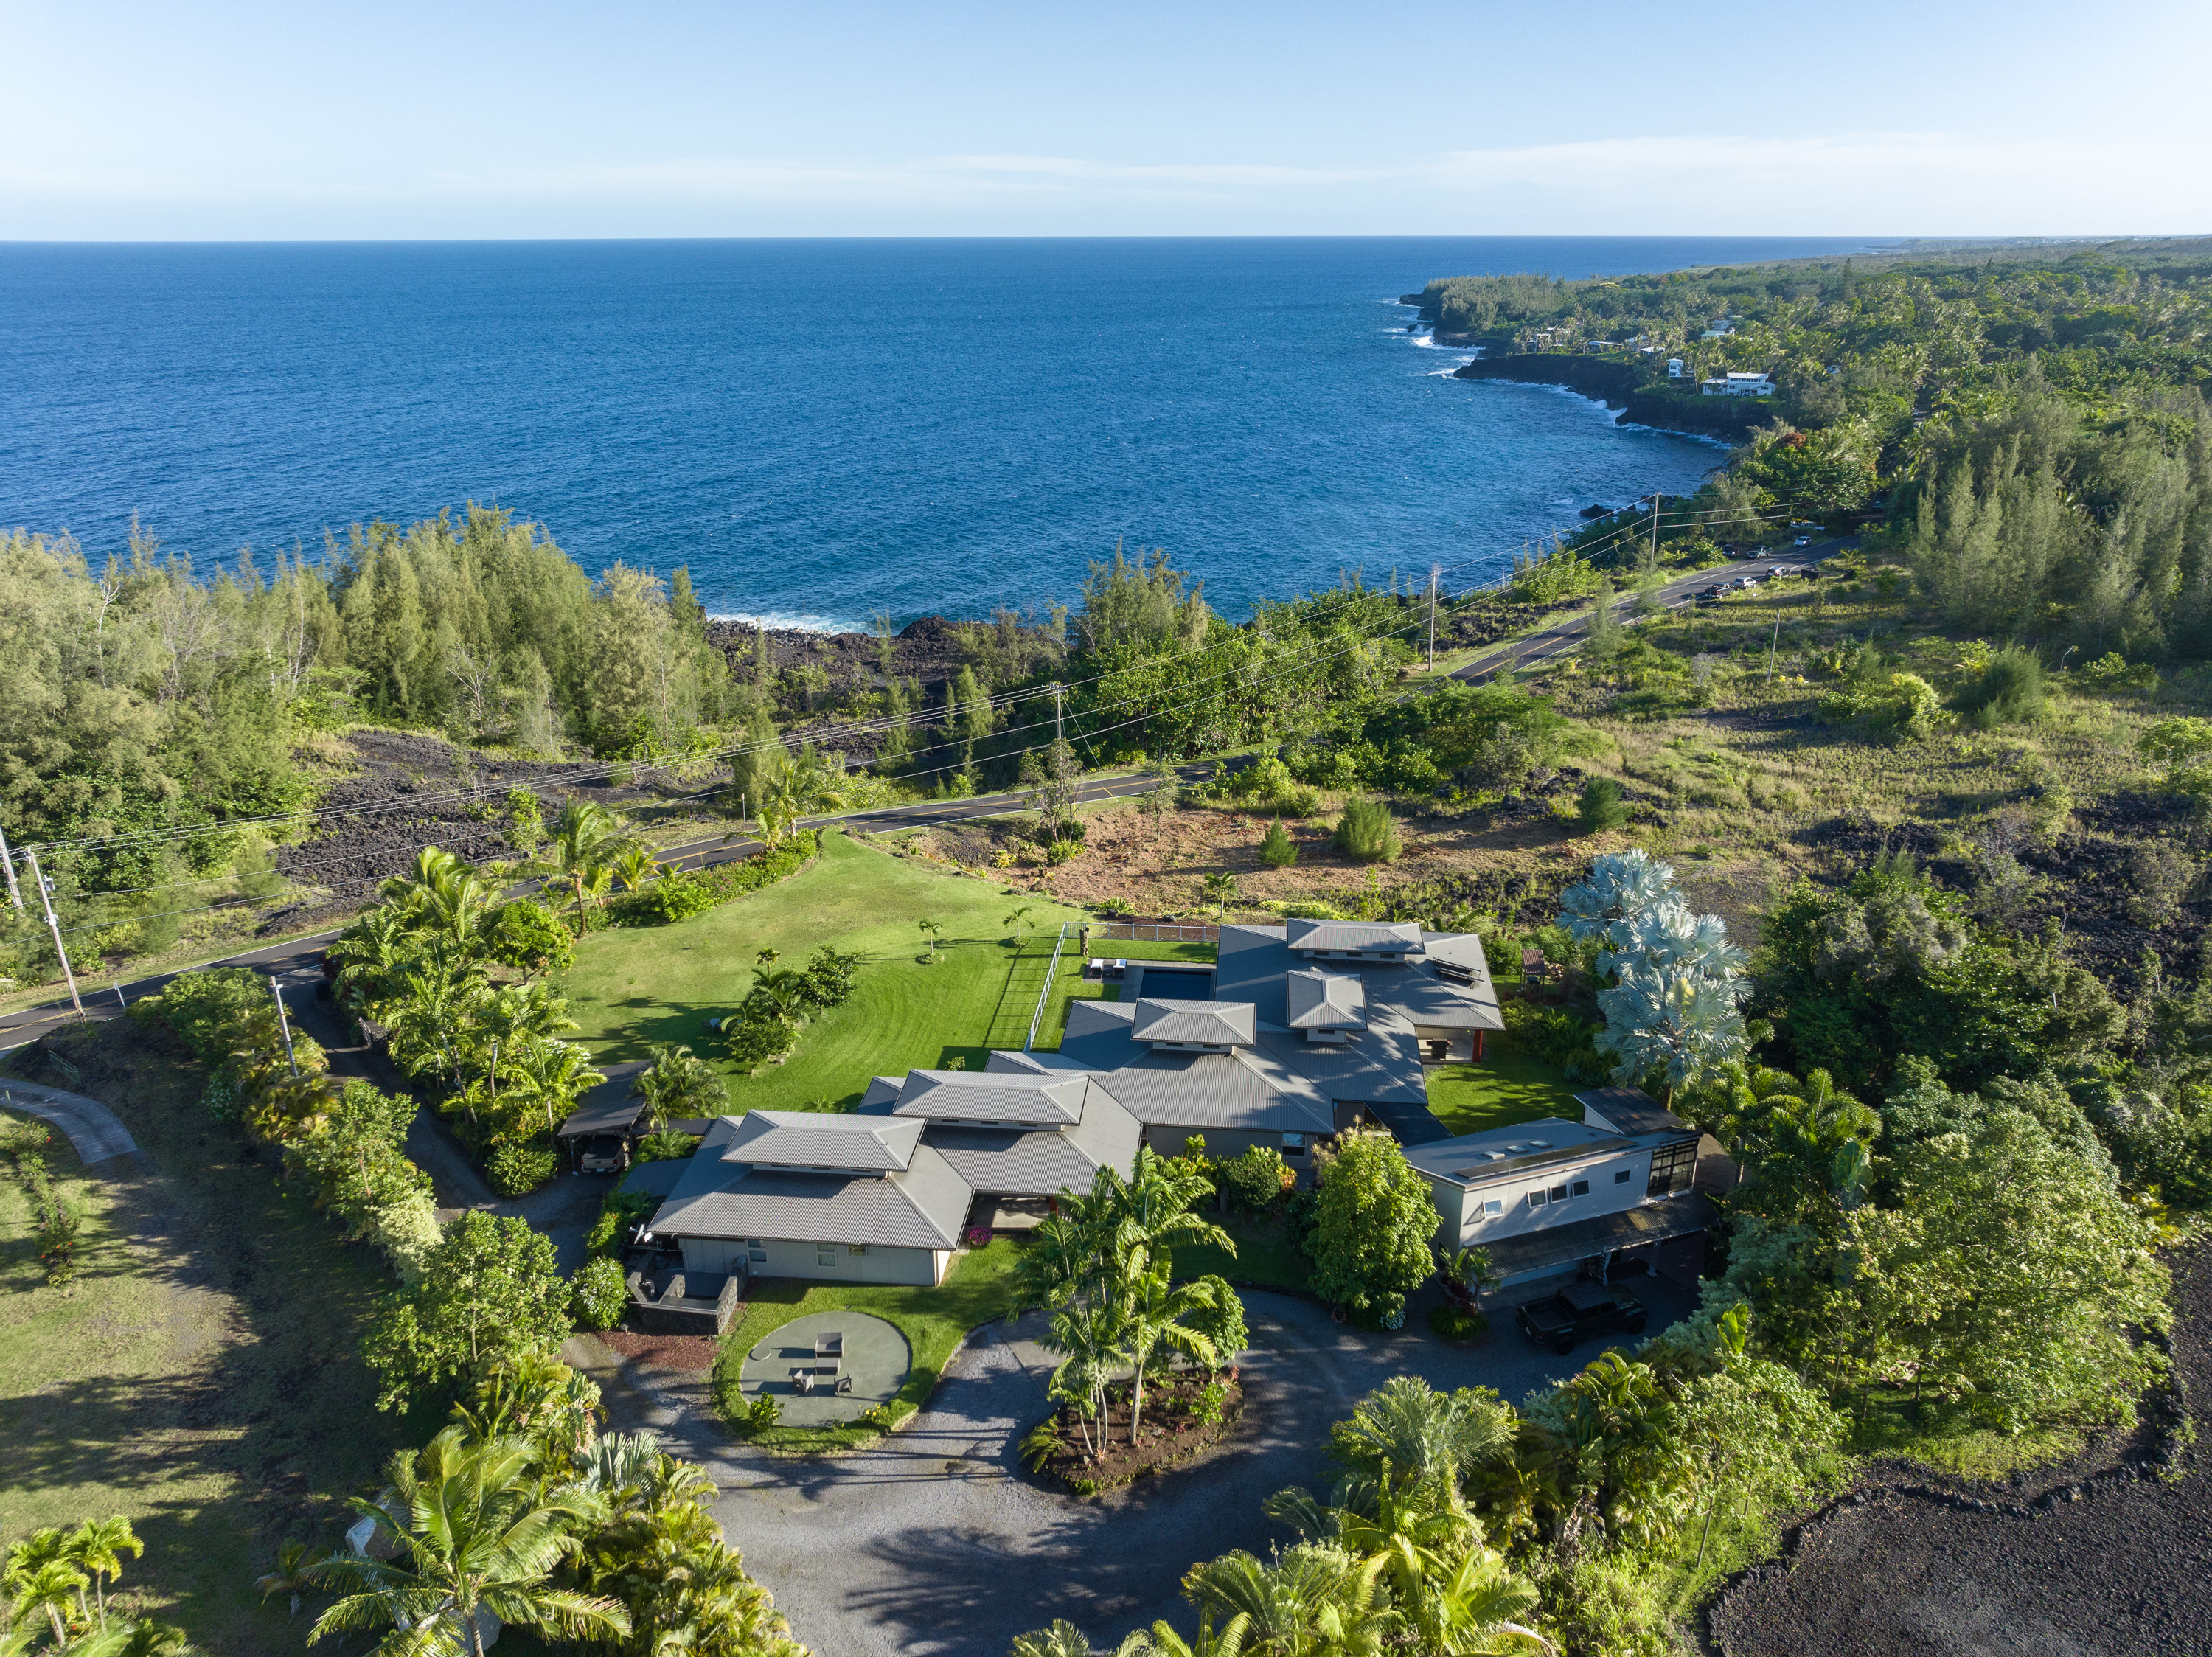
[816,1249,835,1267]
[1613,1170,1631,1185]
[1282,1133,1306,1152]
[849,1244,868,1256]
[1482,1198,1503,1217]
[1527,1190,1546,1209]
[1648,1139,1700,1198]
[1572,1178,1590,1198]
[1549,1184,1569,1202]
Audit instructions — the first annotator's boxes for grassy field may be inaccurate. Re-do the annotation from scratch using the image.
[712,1239,1026,1451]
[1426,1055,1585,1137]
[0,1021,412,1656]
[561,830,1218,1108]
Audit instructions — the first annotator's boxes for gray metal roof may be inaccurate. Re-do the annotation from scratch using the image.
[555,1061,651,1139]
[650,1119,970,1251]
[1129,998,1256,1047]
[1091,1049,1334,1134]
[1285,918,1424,955]
[1248,1018,1431,1107]
[723,1110,924,1173]
[892,1071,1091,1125]
[1482,1192,1715,1279]
[922,1087,1141,1198]
[1216,924,1503,1034]
[1284,969,1366,1029]
[1576,1088,1691,1138]
[1402,1119,1632,1187]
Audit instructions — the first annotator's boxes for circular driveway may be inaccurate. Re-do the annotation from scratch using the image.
[578,1277,1693,1657]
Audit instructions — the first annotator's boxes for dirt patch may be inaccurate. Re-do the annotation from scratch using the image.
[597,1330,723,1374]
[1705,1242,2212,1656]
[904,796,1605,927]
[1026,1371,1245,1494]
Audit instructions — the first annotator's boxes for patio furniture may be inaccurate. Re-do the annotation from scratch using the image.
[1520,947,1551,980]
[816,1331,844,1359]
[835,1375,854,1396]
[790,1369,815,1395]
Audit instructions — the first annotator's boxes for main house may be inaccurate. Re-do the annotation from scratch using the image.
[1402,1086,1724,1291]
[644,919,1505,1285]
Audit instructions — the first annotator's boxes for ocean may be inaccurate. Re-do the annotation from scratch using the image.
[0,237,1879,628]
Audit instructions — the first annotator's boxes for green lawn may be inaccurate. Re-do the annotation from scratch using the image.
[1175,1209,1312,1293]
[712,1239,1027,1450]
[561,831,1094,1109]
[0,1022,411,1656]
[1425,1055,1586,1138]
[561,830,1219,1110]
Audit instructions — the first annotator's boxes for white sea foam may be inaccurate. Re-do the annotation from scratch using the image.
[709,609,866,635]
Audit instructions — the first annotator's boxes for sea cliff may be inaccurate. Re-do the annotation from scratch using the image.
[1450,354,1772,441]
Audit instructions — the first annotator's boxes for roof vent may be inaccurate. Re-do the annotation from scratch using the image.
[1432,959,1475,986]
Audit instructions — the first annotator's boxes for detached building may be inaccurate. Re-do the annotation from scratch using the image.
[1700,372,1775,399]
[644,920,1505,1286]
[1404,1087,1728,1291]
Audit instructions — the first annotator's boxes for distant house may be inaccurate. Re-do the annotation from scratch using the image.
[644,920,1505,1285]
[1666,358,1686,378]
[1403,1088,1728,1290]
[1700,372,1775,399]
[1583,340,1624,354]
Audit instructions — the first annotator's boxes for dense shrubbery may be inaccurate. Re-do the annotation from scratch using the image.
[1304,1131,1436,1325]
[1214,1142,1291,1213]
[1331,797,1401,864]
[570,1255,630,1331]
[362,1211,574,1411]
[487,1136,560,1198]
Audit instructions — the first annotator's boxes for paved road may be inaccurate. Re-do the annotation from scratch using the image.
[0,765,1206,1056]
[0,1078,139,1164]
[1449,533,1857,686]
[575,1277,1696,1657]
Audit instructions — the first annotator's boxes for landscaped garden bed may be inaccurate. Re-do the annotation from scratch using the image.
[1021,1369,1245,1496]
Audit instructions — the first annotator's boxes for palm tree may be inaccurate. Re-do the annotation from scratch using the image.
[1183,1546,1397,1657]
[754,947,782,969]
[378,845,468,910]
[606,841,663,894]
[1119,1266,1228,1440]
[327,906,415,1013]
[1111,1613,1251,1657]
[255,1540,329,1619]
[917,918,942,960]
[509,1040,608,1138]
[385,943,491,1094]
[548,800,622,933]
[4,1529,86,1646]
[1326,1375,1515,1491]
[1012,1621,1094,1657]
[66,1518,142,1625]
[1202,871,1240,923]
[310,1429,629,1657]
[1004,906,1034,947]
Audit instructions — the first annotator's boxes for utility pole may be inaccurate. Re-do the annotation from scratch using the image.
[1051,682,1065,748]
[1650,492,1663,573]
[269,976,300,1076]
[0,824,20,910]
[1427,563,1440,672]
[1766,614,1781,686]
[22,848,83,1023]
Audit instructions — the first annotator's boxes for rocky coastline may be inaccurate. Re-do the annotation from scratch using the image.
[1450,353,1771,441]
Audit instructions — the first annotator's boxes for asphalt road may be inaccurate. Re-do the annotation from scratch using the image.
[0,535,1851,1052]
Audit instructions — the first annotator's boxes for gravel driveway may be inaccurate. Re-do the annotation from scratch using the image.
[576,1276,1694,1657]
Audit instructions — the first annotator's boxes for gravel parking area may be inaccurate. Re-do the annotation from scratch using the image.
[577,1276,1696,1657]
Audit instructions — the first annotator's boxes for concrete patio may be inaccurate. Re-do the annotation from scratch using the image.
[736,1310,911,1425]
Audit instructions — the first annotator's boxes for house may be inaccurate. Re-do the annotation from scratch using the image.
[644,920,1505,1285]
[1666,358,1685,378]
[1700,372,1775,399]
[1403,1087,1724,1291]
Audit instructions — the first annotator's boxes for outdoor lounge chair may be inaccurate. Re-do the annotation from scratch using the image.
[790,1369,815,1395]
[835,1375,853,1396]
[816,1331,844,1359]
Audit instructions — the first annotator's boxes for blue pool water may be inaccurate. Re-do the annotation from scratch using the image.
[0,237,1877,626]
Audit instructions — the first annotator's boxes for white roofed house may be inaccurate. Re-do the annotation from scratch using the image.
[1402,1087,1731,1293]
[1700,371,1775,398]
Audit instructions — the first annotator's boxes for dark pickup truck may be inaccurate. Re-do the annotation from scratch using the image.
[1515,1282,1647,1355]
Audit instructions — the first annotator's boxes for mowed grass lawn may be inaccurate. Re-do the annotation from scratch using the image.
[1425,1053,1585,1137]
[560,830,1215,1110]
[713,1239,1026,1451]
[0,1021,412,1656]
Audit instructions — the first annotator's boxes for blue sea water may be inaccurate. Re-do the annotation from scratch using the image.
[0,237,1879,628]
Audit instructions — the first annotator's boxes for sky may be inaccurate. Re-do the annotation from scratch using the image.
[4,0,2208,240]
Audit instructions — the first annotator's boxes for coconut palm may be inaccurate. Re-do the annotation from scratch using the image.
[255,1540,329,1619]
[1004,906,1034,946]
[547,800,622,933]
[385,944,491,1093]
[507,1040,608,1139]
[310,1429,628,1657]
[66,1518,142,1625]
[327,906,416,1012]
